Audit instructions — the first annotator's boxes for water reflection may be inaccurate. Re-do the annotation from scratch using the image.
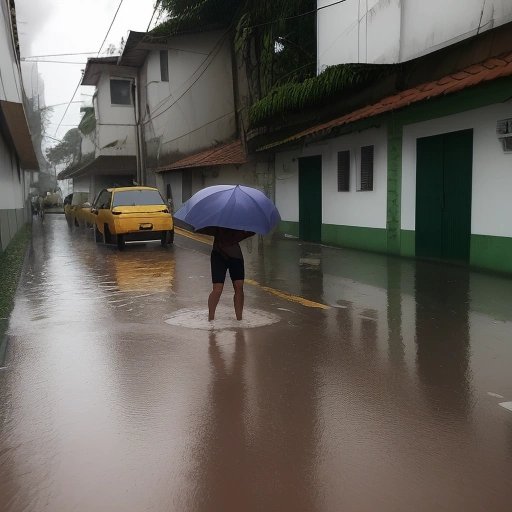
[415,263,472,419]
[193,330,249,511]
[386,258,406,369]
[109,250,175,292]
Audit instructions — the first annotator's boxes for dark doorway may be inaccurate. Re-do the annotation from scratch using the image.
[415,129,473,263]
[298,155,322,243]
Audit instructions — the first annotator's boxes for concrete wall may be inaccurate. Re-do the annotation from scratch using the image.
[275,126,388,229]
[0,2,23,103]
[401,101,512,238]
[142,30,237,168]
[95,67,137,157]
[318,0,512,69]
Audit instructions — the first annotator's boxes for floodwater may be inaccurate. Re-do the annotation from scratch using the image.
[0,214,511,512]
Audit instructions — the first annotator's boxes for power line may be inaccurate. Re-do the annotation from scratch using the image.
[21,52,96,59]
[22,60,87,65]
[144,30,230,124]
[43,134,64,143]
[146,1,160,32]
[53,78,82,137]
[52,0,126,138]
[245,0,348,31]
[97,0,125,56]
[43,100,83,110]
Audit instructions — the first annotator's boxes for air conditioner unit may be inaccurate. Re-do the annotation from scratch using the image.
[496,119,512,153]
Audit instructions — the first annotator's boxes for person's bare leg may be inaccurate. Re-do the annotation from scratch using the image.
[208,283,224,321]
[233,280,244,321]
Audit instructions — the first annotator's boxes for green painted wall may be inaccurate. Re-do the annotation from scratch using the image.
[277,221,387,253]
[322,224,387,253]
[400,230,415,258]
[470,234,512,275]
[386,121,403,254]
[278,220,299,237]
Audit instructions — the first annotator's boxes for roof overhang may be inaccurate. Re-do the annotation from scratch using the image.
[0,100,39,170]
[58,155,136,180]
[258,51,512,152]
[81,57,120,86]
[153,140,247,173]
[118,31,149,68]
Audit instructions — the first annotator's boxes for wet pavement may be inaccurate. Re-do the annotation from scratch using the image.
[1,214,511,512]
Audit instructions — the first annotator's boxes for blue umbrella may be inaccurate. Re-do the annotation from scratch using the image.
[174,185,280,235]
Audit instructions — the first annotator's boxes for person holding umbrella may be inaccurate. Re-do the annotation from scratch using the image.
[174,184,281,322]
[208,227,253,321]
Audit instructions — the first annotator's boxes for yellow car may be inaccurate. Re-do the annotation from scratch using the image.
[91,186,174,249]
[76,202,94,228]
[65,192,91,228]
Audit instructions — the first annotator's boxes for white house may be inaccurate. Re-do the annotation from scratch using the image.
[0,0,39,251]
[269,13,512,275]
[318,0,512,69]
[58,56,138,201]
[118,29,272,212]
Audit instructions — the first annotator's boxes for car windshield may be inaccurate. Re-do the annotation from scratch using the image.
[112,190,165,207]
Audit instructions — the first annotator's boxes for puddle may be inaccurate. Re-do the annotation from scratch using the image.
[164,306,280,330]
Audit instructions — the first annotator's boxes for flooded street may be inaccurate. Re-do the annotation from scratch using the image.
[1,214,512,512]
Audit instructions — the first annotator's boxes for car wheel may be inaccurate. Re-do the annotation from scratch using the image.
[104,224,112,244]
[161,229,174,246]
[117,234,125,250]
[94,225,102,243]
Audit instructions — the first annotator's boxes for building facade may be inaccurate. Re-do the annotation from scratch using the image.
[0,0,39,251]
[270,11,512,274]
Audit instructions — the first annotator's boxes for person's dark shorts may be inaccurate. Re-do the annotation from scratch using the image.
[211,250,245,283]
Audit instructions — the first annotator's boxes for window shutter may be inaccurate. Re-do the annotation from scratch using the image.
[337,150,350,191]
[360,145,374,191]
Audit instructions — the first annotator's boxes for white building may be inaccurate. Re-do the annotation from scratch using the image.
[118,29,271,211]
[318,0,512,69]
[269,12,512,275]
[0,0,39,251]
[58,57,138,200]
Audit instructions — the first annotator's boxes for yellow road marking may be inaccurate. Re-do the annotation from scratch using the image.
[175,226,213,245]
[245,279,330,309]
[176,226,330,310]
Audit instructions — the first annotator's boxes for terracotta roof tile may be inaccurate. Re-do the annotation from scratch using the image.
[258,50,512,152]
[155,140,247,172]
[451,71,470,80]
[465,64,485,74]
[484,57,506,68]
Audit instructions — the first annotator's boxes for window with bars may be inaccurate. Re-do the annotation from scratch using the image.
[359,145,374,191]
[337,150,350,191]
[160,50,169,82]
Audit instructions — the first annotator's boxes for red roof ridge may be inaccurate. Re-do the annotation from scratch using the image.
[154,140,247,173]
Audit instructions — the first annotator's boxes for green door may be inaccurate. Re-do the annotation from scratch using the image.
[299,156,322,242]
[416,130,473,263]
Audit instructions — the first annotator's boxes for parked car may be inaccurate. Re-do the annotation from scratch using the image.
[64,191,90,228]
[91,186,174,249]
[63,193,74,226]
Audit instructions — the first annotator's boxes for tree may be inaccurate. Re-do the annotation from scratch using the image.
[45,128,82,167]
[156,0,317,103]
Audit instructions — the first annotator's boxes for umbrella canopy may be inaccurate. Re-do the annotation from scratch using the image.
[174,185,281,235]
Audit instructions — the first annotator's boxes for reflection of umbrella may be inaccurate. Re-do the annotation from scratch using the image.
[174,185,281,235]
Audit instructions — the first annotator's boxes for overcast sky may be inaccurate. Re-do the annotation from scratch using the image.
[16,0,158,146]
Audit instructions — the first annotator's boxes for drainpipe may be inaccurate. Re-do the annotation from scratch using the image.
[132,76,145,185]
